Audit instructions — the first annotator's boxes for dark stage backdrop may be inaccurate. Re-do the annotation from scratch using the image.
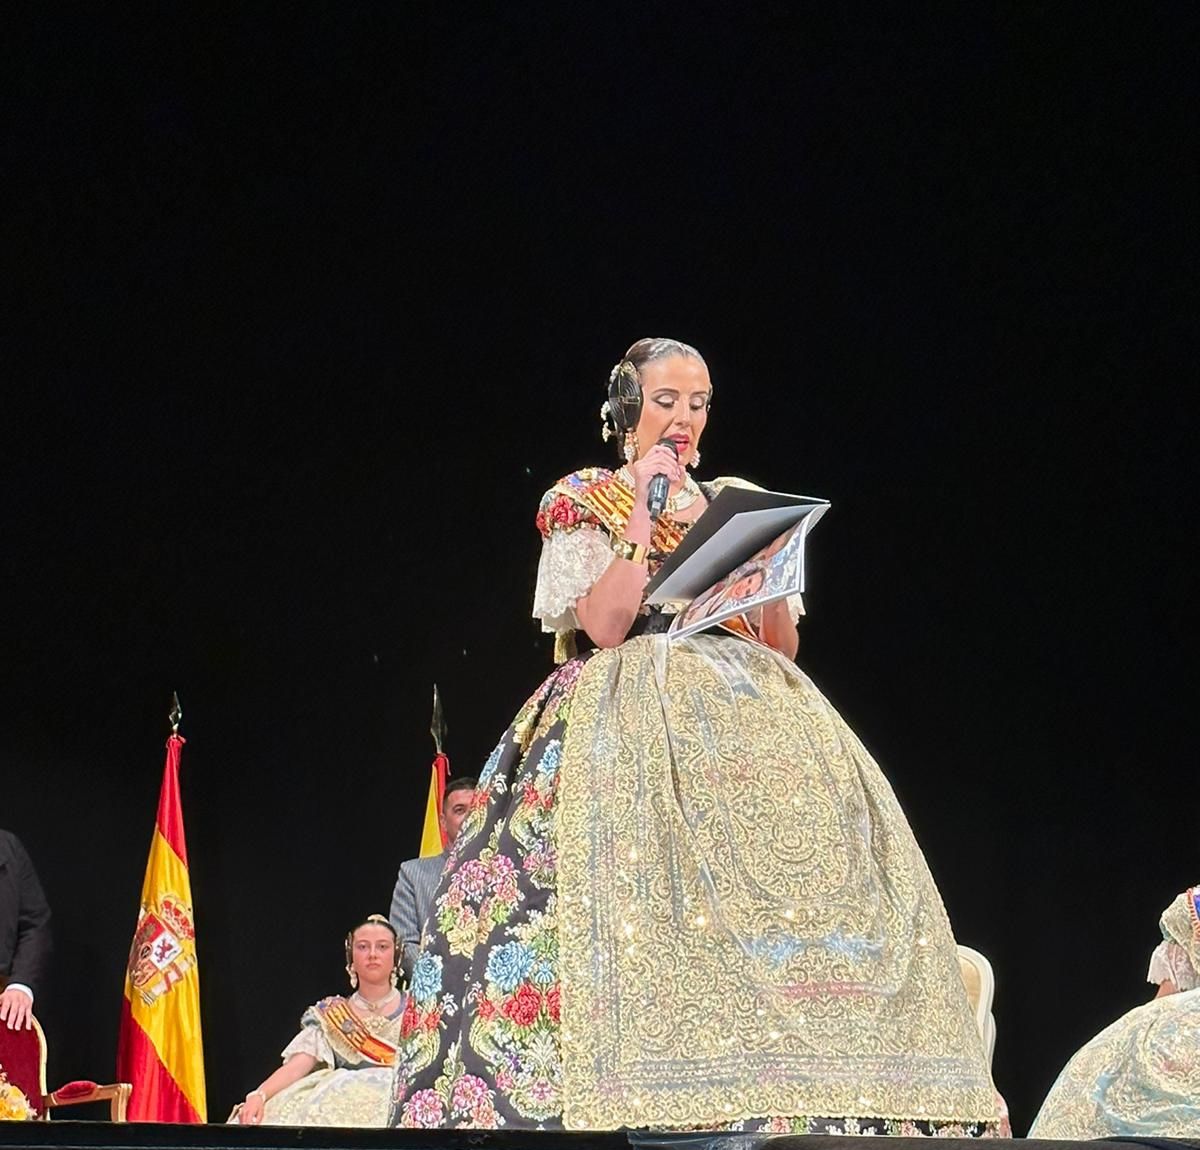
[2,5,1194,1135]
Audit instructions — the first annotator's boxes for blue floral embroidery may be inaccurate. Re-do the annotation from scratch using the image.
[411,952,444,1001]
[536,738,562,782]
[485,940,534,993]
[479,742,506,789]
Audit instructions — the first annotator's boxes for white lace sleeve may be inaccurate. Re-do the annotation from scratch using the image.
[280,1017,334,1067]
[533,524,614,633]
[1147,940,1200,991]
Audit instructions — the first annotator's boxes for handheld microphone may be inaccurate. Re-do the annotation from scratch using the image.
[646,438,680,522]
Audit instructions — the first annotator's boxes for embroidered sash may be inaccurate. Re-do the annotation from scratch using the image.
[552,470,688,558]
[314,997,399,1067]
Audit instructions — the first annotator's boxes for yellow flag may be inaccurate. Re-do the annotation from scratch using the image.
[419,752,449,856]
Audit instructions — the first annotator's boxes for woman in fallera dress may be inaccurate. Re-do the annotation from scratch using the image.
[1029,884,1200,1138]
[235,915,404,1127]
[389,338,1001,1135]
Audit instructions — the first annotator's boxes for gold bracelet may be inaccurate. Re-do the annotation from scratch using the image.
[611,536,649,565]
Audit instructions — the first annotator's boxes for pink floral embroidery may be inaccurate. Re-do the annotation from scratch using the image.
[450,1075,490,1111]
[400,1088,445,1128]
[455,858,489,900]
[436,847,524,956]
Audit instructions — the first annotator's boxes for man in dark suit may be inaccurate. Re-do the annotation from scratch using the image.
[0,829,52,1030]
[389,776,476,984]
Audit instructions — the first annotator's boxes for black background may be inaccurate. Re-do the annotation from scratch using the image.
[2,4,1195,1134]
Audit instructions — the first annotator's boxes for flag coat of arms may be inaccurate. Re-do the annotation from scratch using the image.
[116,731,206,1121]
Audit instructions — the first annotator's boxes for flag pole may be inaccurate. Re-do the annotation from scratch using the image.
[430,683,446,756]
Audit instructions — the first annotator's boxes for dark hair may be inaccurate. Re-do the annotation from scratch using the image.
[443,776,478,804]
[347,913,398,942]
[623,337,705,372]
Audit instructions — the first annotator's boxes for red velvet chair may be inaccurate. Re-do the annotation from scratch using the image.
[0,1015,131,1121]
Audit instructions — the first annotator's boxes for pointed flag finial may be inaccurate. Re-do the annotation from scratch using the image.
[430,684,446,755]
[169,691,183,733]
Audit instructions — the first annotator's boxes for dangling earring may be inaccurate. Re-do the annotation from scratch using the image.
[623,429,640,463]
[346,964,358,990]
[390,966,399,990]
[689,449,701,470]
[599,401,614,442]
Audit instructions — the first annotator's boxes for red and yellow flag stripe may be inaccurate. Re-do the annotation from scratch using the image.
[419,751,449,857]
[116,733,206,1122]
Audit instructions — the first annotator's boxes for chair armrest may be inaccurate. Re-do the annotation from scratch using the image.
[47,1081,133,1122]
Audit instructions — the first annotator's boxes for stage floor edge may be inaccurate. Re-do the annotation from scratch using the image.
[3,1122,1200,1150]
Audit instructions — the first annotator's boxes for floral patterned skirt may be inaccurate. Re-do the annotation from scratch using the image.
[391,652,584,1129]
[389,636,1003,1136]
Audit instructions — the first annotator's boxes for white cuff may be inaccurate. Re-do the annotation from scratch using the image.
[4,984,33,1003]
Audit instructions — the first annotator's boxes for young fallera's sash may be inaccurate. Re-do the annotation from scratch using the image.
[315,997,398,1067]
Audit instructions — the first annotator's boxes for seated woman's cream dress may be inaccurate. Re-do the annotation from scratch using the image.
[1029,885,1200,1138]
[258,993,402,1127]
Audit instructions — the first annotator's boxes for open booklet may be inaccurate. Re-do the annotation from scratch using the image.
[643,484,830,644]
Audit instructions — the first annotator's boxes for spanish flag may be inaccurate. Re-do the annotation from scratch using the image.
[116,728,206,1122]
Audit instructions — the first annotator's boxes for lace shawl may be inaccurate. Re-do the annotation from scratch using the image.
[1149,886,1200,990]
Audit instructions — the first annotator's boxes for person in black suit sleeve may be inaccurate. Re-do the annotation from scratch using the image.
[0,829,52,1030]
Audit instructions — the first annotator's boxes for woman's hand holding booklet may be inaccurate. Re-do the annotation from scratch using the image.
[641,484,830,644]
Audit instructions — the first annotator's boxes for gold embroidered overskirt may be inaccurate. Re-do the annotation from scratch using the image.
[557,633,997,1130]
